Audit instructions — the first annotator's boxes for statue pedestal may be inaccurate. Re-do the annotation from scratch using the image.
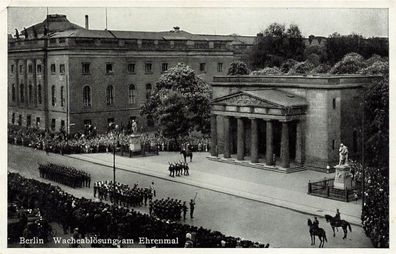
[129,134,142,152]
[333,164,352,190]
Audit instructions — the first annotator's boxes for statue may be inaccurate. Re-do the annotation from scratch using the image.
[131,120,138,134]
[15,29,19,39]
[32,26,38,38]
[23,27,28,39]
[338,143,349,165]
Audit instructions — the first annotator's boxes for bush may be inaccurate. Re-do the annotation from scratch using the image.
[329,52,366,74]
[310,64,331,74]
[280,59,298,73]
[359,61,389,76]
[227,61,250,75]
[250,66,282,75]
[306,53,320,66]
[287,61,315,75]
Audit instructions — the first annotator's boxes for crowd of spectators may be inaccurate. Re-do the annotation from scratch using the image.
[8,172,269,248]
[94,181,153,207]
[8,124,210,155]
[359,167,389,248]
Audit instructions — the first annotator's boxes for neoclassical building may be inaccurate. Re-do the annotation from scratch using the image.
[209,75,377,172]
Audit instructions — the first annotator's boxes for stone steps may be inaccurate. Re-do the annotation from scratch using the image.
[207,156,306,174]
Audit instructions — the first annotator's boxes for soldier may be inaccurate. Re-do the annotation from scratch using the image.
[182,201,188,220]
[189,199,195,219]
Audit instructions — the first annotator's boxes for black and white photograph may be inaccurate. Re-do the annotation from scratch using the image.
[3,0,392,250]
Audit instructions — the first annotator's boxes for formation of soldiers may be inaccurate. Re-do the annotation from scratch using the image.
[9,172,269,248]
[168,161,189,177]
[94,181,154,207]
[38,163,91,188]
[150,198,195,221]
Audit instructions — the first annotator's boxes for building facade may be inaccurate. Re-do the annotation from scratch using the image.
[209,75,377,171]
[8,14,253,133]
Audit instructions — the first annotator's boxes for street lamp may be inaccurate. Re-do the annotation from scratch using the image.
[361,90,366,210]
[112,124,119,204]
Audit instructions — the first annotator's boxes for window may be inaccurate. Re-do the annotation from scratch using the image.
[28,82,33,104]
[20,84,24,103]
[19,65,23,73]
[37,84,42,104]
[51,64,56,74]
[82,63,90,74]
[36,64,42,73]
[27,115,31,127]
[128,84,136,104]
[200,63,206,72]
[60,120,65,131]
[60,64,65,74]
[12,113,15,124]
[18,115,22,126]
[60,86,65,107]
[11,84,16,102]
[51,119,56,131]
[83,86,91,106]
[36,117,40,126]
[106,85,114,105]
[128,63,135,73]
[161,63,168,72]
[28,64,33,73]
[51,85,56,106]
[217,63,223,72]
[332,139,335,150]
[332,98,336,109]
[145,83,152,100]
[106,63,113,74]
[11,64,14,73]
[145,63,152,73]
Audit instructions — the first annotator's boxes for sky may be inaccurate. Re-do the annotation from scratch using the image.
[7,7,389,37]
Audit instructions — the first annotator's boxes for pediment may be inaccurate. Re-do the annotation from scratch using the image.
[213,93,281,108]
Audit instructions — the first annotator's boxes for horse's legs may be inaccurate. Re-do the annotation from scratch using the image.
[332,226,335,237]
[343,227,347,239]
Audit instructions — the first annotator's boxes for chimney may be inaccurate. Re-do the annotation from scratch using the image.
[173,26,180,32]
[85,15,89,30]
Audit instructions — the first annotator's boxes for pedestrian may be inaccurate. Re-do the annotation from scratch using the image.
[189,199,195,219]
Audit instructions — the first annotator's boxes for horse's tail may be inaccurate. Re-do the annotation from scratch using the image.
[348,223,352,232]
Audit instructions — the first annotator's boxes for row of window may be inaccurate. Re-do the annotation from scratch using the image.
[82,83,152,106]
[51,85,65,107]
[10,64,43,74]
[81,62,224,74]
[11,83,42,105]
[10,62,225,76]
[11,113,65,131]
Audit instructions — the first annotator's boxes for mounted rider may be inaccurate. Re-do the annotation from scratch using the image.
[334,209,341,224]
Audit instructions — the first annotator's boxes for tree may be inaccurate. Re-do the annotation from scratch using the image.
[227,61,250,75]
[140,63,211,142]
[249,23,305,69]
[329,52,366,74]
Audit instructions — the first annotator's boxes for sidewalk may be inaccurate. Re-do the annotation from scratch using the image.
[67,152,363,226]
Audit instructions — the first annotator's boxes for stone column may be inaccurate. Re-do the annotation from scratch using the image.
[210,114,218,157]
[280,121,290,168]
[237,117,245,160]
[250,118,259,163]
[265,120,274,166]
[295,120,303,165]
[223,116,231,158]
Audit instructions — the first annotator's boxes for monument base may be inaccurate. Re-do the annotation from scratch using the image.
[333,164,352,190]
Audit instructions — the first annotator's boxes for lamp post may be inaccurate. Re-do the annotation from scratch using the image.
[361,91,366,210]
[112,124,119,204]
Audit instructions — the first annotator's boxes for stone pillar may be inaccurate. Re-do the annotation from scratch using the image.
[265,120,274,166]
[295,120,303,165]
[280,121,290,168]
[210,114,218,157]
[237,117,245,160]
[223,116,231,158]
[250,118,259,163]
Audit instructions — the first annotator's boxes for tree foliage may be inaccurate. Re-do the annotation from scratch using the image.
[140,63,211,141]
[249,23,305,69]
[227,61,250,75]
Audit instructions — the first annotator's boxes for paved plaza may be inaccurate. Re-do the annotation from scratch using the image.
[8,144,372,248]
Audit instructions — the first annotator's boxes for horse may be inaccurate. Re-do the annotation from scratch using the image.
[307,219,327,248]
[180,149,193,163]
[324,214,352,239]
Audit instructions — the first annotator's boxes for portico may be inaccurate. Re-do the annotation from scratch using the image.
[210,89,307,171]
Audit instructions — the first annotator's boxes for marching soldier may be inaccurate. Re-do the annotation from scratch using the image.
[189,199,195,219]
